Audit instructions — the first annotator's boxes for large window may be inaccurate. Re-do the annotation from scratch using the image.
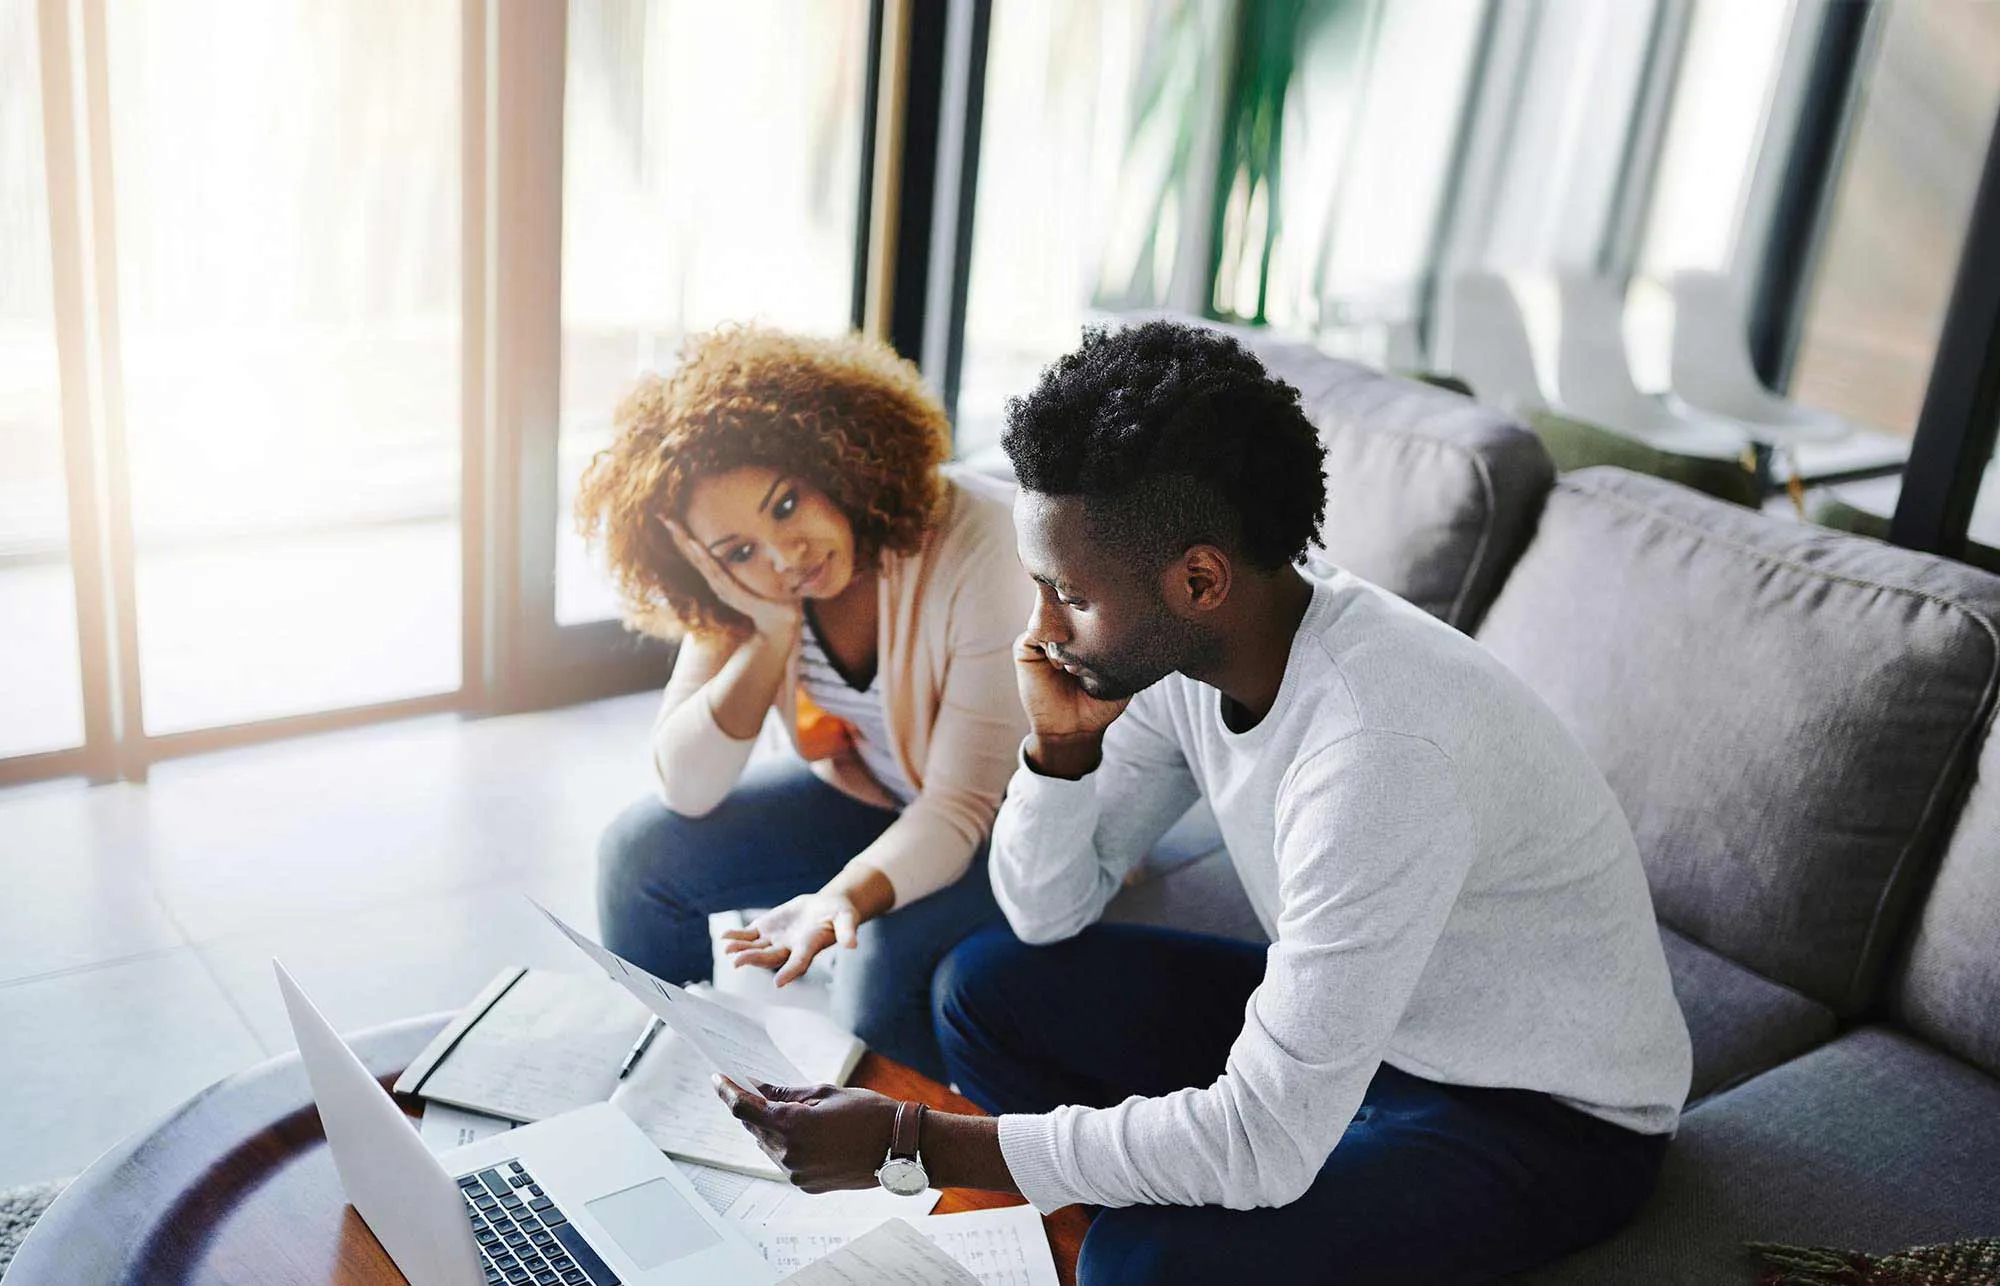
[1790,0,2000,437]
[955,0,1231,458]
[108,0,463,734]
[10,0,2000,786]
[1223,0,1484,363]
[1635,0,1795,283]
[555,0,872,625]
[0,0,84,759]
[1624,0,1796,390]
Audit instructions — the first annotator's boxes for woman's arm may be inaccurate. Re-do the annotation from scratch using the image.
[649,521,805,816]
[722,513,1033,981]
[838,518,1037,907]
[647,626,794,816]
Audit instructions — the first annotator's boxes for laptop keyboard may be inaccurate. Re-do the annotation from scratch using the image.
[457,1161,620,1286]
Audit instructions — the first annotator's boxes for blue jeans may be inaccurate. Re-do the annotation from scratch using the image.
[597,758,1006,1082]
[934,924,1670,1285]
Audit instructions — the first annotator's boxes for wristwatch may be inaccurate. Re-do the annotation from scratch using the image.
[875,1101,930,1196]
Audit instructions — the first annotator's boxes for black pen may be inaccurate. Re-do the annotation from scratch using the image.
[617,1016,663,1080]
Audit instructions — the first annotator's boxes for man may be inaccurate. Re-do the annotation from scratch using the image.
[714,321,1692,1282]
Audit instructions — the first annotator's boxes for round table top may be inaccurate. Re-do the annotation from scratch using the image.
[8,1015,1084,1285]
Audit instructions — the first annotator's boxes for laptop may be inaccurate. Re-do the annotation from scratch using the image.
[276,960,779,1286]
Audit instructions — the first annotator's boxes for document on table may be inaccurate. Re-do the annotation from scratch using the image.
[405,968,646,1122]
[419,1102,518,1155]
[673,1158,940,1224]
[531,899,806,1088]
[758,1208,1060,1286]
[611,1029,788,1180]
[775,1218,982,1286]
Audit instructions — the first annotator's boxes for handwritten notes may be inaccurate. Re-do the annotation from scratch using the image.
[414,969,645,1122]
[759,1208,1059,1286]
[775,1218,982,1286]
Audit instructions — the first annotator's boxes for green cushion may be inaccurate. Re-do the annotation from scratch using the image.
[1524,409,1762,508]
[1402,373,1762,508]
[1810,495,2000,576]
[1406,371,1475,398]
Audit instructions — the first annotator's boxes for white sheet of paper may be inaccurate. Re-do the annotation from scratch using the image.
[418,1102,518,1154]
[607,988,869,1179]
[759,1208,1059,1286]
[756,1003,866,1086]
[413,969,647,1122]
[673,1159,940,1224]
[775,1218,982,1286]
[531,899,806,1088]
[611,1032,788,1180]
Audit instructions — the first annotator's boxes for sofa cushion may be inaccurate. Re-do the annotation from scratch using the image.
[1516,1027,2000,1284]
[1660,928,1836,1103]
[1476,468,2000,1015]
[1202,322,1554,631]
[1895,727,2000,1076]
[974,313,1554,632]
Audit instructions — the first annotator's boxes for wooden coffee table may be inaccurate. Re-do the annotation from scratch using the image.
[7,1015,1086,1285]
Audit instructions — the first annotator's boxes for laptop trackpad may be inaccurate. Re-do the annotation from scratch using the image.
[585,1178,722,1270]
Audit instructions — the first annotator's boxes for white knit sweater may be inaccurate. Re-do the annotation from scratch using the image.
[991,573,1692,1212]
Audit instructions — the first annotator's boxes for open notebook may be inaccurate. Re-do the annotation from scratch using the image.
[395,967,866,1179]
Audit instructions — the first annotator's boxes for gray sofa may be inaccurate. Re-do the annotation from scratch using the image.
[980,321,2000,1280]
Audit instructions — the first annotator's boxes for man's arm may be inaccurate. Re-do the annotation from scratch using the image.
[712,734,1472,1212]
[1000,732,1476,1211]
[990,655,1202,944]
[716,735,1473,1213]
[712,1079,1015,1195]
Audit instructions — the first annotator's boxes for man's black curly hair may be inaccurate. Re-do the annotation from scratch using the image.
[1001,320,1328,572]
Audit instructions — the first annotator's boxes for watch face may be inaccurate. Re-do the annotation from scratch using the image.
[876,1156,928,1197]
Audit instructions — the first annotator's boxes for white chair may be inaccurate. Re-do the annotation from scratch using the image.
[1551,272,1750,461]
[1669,270,1909,481]
[1667,271,1848,445]
[1433,272,1549,415]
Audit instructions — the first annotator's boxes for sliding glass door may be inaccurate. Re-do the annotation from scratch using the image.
[1,0,881,780]
[1,0,466,783]
[0,0,86,763]
[475,0,874,712]
[107,0,464,736]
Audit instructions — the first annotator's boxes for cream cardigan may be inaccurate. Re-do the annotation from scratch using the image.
[649,470,1034,907]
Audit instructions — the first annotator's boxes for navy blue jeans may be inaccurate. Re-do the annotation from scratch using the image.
[596,758,1006,1082]
[934,924,1670,1285]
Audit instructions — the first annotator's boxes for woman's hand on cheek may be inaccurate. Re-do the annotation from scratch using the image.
[662,518,802,644]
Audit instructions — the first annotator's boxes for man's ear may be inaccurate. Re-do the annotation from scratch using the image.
[1163,545,1231,617]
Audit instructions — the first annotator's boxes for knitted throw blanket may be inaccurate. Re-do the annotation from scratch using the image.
[1750,1238,2000,1286]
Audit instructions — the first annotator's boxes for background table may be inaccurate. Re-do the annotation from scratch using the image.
[7,1015,1086,1285]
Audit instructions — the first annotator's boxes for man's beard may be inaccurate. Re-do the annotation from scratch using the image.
[1056,611,1216,703]
[1069,659,1154,703]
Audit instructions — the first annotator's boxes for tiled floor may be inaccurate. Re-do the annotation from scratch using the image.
[0,692,659,1190]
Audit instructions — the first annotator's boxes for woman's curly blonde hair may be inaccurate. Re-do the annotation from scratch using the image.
[574,324,950,639]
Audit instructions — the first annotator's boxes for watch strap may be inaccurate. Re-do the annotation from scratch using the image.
[890,1101,927,1160]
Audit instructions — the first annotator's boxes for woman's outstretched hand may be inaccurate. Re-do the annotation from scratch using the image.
[663,518,803,643]
[722,892,862,986]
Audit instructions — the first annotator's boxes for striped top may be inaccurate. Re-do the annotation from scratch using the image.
[650,472,1034,909]
[799,621,917,807]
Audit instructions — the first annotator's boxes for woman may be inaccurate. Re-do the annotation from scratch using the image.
[577,324,1031,1081]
